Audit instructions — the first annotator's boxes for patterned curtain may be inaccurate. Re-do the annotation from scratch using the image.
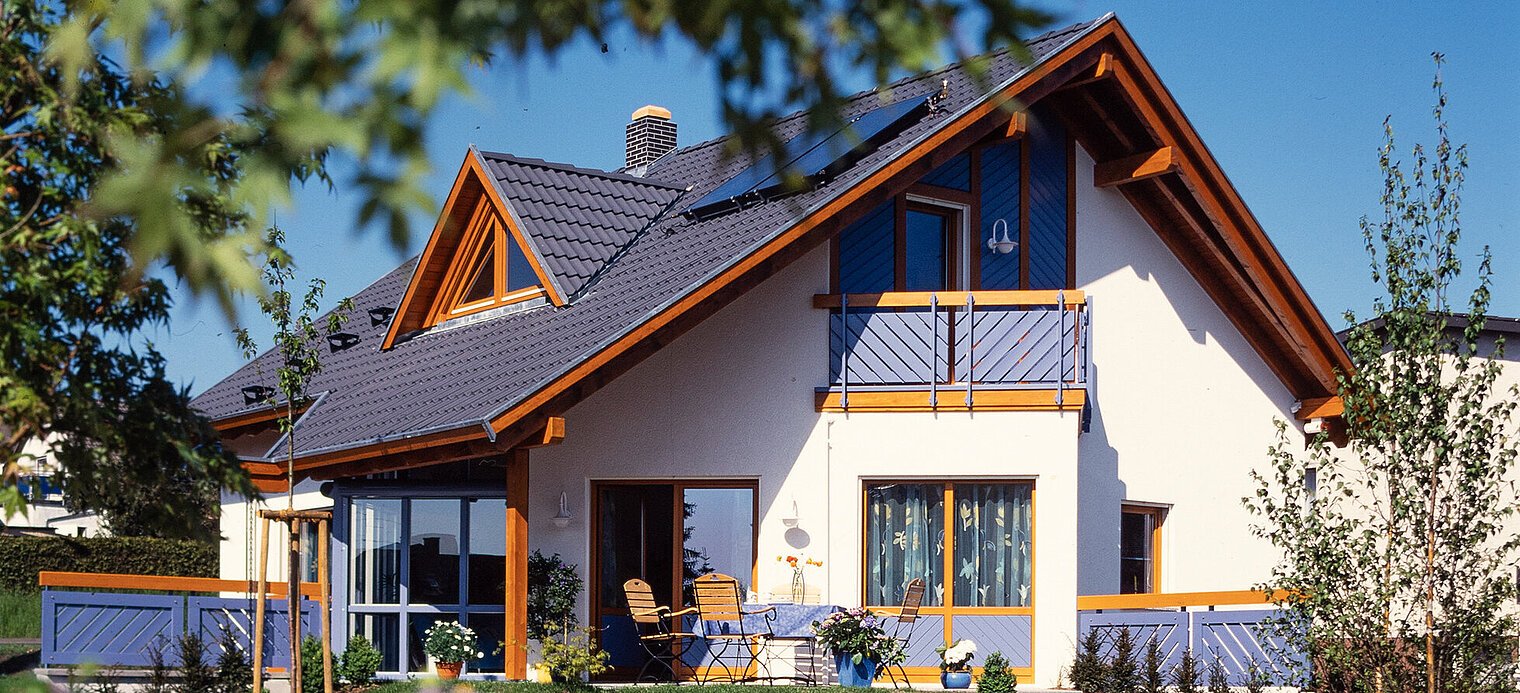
[952,484,1032,606]
[865,484,944,606]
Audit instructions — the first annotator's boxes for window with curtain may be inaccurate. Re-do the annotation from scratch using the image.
[952,484,1032,607]
[865,483,945,606]
[865,482,1033,608]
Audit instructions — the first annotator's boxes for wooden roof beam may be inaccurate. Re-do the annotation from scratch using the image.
[1094,147,1179,188]
[1056,52,1116,91]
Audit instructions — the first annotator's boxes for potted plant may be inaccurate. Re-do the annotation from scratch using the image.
[422,621,481,680]
[936,639,978,688]
[811,608,906,687]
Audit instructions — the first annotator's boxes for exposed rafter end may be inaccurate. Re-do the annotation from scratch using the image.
[1056,52,1116,91]
[1094,146,1179,188]
[1004,111,1028,139]
[517,416,566,449]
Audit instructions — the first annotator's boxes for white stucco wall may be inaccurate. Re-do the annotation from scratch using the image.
[1073,144,1298,599]
[219,479,331,584]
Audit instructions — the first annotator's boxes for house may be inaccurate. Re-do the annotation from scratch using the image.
[2,436,107,537]
[191,14,1353,686]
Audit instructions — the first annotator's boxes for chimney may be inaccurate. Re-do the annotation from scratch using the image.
[625,105,677,171]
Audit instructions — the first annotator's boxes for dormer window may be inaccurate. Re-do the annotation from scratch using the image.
[432,207,545,322]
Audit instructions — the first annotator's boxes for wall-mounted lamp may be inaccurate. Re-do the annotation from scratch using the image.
[552,491,572,528]
[781,500,800,528]
[987,218,1018,255]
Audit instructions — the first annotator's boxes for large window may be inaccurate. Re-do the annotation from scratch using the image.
[347,495,508,674]
[864,482,1032,608]
[1119,504,1164,594]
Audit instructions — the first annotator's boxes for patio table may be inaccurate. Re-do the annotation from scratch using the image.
[694,603,841,684]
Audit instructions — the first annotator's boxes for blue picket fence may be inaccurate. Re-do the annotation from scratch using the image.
[42,589,319,668]
[1078,607,1303,684]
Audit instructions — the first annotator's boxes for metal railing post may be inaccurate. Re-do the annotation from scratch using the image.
[964,292,975,409]
[930,293,939,408]
[840,294,849,411]
[1057,290,1065,408]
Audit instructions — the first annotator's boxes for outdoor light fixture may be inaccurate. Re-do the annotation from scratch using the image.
[987,218,1018,254]
[552,491,573,528]
[781,499,800,528]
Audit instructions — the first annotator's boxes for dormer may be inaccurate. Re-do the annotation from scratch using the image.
[382,148,686,348]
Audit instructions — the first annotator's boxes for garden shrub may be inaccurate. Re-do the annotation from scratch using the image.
[300,635,334,693]
[1070,628,1109,692]
[0,536,215,590]
[539,622,608,684]
[976,651,1017,693]
[212,627,252,693]
[175,632,216,693]
[1172,647,1200,693]
[338,634,383,687]
[1205,655,1228,693]
[1140,636,1164,693]
[527,551,580,641]
[1108,629,1138,693]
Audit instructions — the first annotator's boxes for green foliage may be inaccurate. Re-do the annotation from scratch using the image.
[1245,56,1519,693]
[1242,657,1271,693]
[976,651,1017,693]
[1140,637,1164,693]
[527,551,581,642]
[338,634,383,688]
[212,627,252,693]
[0,536,215,591]
[0,1,256,539]
[1107,629,1137,693]
[39,0,1053,311]
[300,635,331,693]
[144,642,172,693]
[175,632,216,693]
[537,622,608,685]
[1204,655,1228,693]
[422,621,480,663]
[1171,648,1200,693]
[1069,628,1108,692]
[0,590,40,639]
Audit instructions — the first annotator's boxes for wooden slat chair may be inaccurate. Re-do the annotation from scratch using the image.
[692,573,776,683]
[623,579,699,682]
[874,578,926,688]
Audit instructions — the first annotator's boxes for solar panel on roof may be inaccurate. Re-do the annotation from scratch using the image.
[685,93,931,220]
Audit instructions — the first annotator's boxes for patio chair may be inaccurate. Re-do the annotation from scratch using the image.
[692,573,776,683]
[874,578,926,688]
[623,579,700,682]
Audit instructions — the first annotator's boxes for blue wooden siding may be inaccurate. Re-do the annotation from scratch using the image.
[978,141,1021,290]
[837,201,896,294]
[43,589,318,668]
[900,613,946,667]
[1027,108,1068,290]
[950,614,1033,669]
[921,153,971,191]
[1079,608,1301,684]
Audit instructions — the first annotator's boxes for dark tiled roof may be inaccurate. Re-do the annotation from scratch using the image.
[190,18,1106,459]
[477,153,687,300]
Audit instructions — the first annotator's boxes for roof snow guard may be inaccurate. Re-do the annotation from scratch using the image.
[683,93,931,220]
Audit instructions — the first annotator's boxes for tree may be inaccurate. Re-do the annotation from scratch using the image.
[0,0,253,539]
[1246,56,1519,693]
[47,0,1054,305]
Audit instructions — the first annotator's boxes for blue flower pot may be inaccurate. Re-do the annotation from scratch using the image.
[834,652,878,687]
[941,670,973,689]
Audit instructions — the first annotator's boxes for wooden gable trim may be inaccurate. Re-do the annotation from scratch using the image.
[381,153,564,349]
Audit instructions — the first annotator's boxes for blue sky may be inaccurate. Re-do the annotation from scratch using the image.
[154,2,1519,395]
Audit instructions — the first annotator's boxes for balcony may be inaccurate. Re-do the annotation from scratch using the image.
[812,290,1089,411]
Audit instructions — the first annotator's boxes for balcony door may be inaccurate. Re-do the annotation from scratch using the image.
[591,480,757,677]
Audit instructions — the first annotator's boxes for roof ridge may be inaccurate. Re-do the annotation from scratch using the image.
[640,17,1106,176]
[478,150,687,190]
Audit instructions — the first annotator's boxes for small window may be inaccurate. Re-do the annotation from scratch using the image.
[1120,504,1164,594]
[434,206,547,323]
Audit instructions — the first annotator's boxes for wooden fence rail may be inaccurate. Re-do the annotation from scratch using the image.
[38,571,322,598]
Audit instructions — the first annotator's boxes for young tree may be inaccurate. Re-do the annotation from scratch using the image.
[1246,55,1519,693]
[0,0,253,538]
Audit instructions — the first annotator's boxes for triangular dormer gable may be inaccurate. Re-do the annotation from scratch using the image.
[382,149,686,348]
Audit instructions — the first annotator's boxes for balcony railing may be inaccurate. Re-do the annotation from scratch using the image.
[813,290,1089,409]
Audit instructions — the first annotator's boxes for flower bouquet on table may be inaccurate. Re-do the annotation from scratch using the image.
[811,607,906,687]
[936,638,978,689]
[422,621,482,680]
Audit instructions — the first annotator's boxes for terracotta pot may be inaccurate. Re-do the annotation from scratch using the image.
[436,661,464,680]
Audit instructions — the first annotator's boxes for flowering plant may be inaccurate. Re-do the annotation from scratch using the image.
[936,638,977,672]
[422,621,481,664]
[811,607,906,666]
[777,554,822,602]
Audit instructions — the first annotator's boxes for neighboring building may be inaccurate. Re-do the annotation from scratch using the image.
[192,15,1354,685]
[2,436,107,538]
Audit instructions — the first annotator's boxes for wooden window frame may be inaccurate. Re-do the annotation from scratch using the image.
[1119,503,1165,595]
[428,201,547,326]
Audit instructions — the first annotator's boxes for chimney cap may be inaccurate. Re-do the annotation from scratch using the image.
[631,105,672,121]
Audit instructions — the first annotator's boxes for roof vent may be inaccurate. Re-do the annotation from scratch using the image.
[625,105,677,172]
[367,306,395,327]
[327,332,361,352]
[241,385,276,406]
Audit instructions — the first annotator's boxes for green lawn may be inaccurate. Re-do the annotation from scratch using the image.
[370,685,865,693]
[0,591,39,641]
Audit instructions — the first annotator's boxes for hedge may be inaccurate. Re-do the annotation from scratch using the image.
[0,536,216,591]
